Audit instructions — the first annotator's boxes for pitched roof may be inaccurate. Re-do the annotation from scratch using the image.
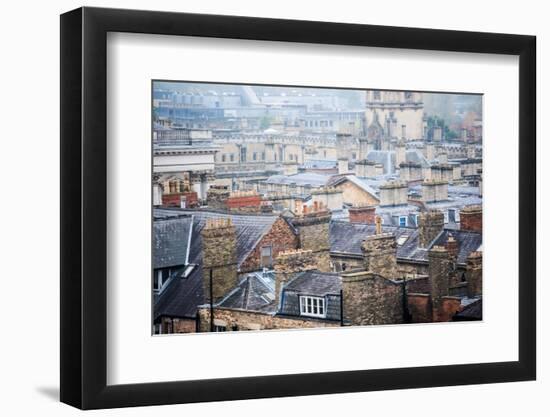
[153,216,193,269]
[216,271,277,313]
[153,208,285,320]
[329,221,481,265]
[453,298,482,321]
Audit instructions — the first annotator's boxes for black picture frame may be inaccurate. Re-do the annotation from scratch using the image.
[60,6,536,410]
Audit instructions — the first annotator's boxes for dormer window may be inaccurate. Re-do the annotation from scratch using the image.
[299,296,326,318]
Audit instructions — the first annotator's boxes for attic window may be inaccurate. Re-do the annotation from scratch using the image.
[299,296,326,318]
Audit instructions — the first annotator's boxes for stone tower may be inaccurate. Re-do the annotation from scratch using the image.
[201,218,238,303]
[365,90,424,140]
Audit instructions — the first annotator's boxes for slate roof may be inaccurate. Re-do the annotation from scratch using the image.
[453,298,482,321]
[153,216,193,269]
[279,271,342,321]
[329,221,481,266]
[265,172,331,187]
[365,150,429,175]
[153,208,285,320]
[216,271,277,313]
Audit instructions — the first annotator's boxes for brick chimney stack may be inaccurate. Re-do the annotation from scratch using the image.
[418,210,444,248]
[361,232,398,279]
[460,205,482,233]
[274,249,316,305]
[349,205,376,224]
[428,245,451,321]
[466,251,483,298]
[201,218,238,303]
[290,202,332,272]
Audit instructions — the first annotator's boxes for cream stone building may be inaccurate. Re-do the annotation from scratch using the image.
[365,90,424,140]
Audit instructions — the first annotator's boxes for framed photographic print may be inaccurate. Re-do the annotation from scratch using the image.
[60,6,536,410]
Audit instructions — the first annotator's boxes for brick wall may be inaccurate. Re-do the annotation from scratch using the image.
[226,193,262,212]
[407,293,432,323]
[460,205,482,233]
[348,205,376,224]
[161,191,199,208]
[240,217,299,272]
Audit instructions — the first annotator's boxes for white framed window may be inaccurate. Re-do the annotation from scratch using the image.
[443,211,449,223]
[299,296,326,318]
[399,216,407,227]
[214,325,227,332]
[153,323,162,335]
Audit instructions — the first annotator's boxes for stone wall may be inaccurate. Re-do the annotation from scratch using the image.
[466,251,483,297]
[197,307,340,332]
[342,271,404,326]
[428,245,451,320]
[159,316,197,334]
[201,218,238,303]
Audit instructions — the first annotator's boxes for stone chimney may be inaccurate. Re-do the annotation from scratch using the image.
[201,218,238,303]
[379,180,408,207]
[341,270,403,326]
[460,205,482,233]
[290,202,332,272]
[395,140,406,167]
[355,160,376,177]
[422,179,448,203]
[399,162,423,182]
[274,249,316,305]
[466,251,483,298]
[433,126,443,142]
[445,235,459,261]
[206,185,230,210]
[426,143,436,161]
[428,245,451,320]
[418,210,444,248]
[348,205,376,224]
[361,232,398,279]
[338,158,349,174]
[283,161,299,176]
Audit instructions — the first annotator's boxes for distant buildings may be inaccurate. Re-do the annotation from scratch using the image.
[151,83,483,334]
